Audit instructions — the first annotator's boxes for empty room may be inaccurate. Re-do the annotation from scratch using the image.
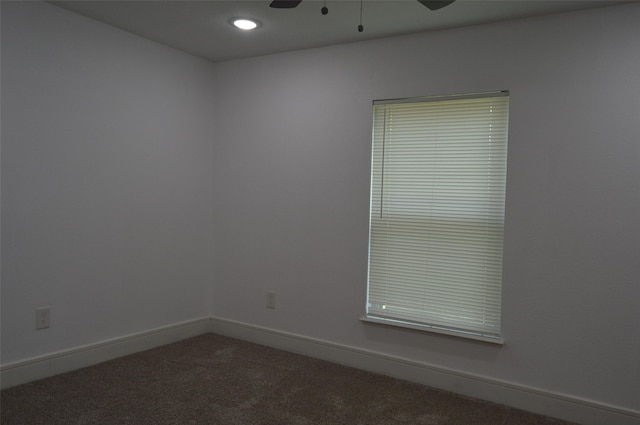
[1,0,639,424]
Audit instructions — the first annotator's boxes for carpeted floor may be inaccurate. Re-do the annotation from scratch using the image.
[1,333,576,424]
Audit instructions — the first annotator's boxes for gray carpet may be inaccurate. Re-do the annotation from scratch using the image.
[1,333,576,424]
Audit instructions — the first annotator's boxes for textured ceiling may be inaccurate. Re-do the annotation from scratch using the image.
[49,0,626,62]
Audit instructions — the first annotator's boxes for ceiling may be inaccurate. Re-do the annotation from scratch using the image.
[48,0,625,63]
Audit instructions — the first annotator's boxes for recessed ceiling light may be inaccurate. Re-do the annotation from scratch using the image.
[231,18,260,31]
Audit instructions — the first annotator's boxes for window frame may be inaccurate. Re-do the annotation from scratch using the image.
[362,91,510,344]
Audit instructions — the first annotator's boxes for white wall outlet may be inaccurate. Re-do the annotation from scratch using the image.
[266,291,276,309]
[36,307,51,330]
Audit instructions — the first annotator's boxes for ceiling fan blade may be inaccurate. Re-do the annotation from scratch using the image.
[270,0,303,8]
[417,0,455,11]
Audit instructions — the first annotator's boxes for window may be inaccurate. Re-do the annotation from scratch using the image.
[363,91,509,343]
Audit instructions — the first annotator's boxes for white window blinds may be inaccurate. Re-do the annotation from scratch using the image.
[365,92,509,342]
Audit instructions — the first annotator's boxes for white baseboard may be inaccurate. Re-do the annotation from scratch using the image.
[3,315,638,425]
[0,317,211,390]
[209,316,640,425]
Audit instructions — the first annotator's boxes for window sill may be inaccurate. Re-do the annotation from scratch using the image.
[360,314,505,345]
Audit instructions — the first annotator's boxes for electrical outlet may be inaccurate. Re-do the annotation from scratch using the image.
[266,291,276,309]
[36,307,51,330]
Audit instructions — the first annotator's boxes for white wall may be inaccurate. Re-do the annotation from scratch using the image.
[211,3,640,415]
[1,2,216,363]
[1,0,639,421]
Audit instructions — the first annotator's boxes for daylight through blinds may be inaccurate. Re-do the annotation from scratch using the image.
[366,92,509,340]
